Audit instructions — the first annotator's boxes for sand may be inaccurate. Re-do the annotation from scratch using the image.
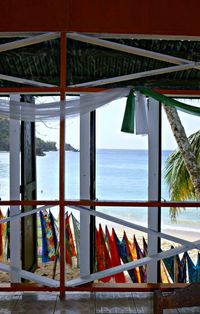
[0,226,199,284]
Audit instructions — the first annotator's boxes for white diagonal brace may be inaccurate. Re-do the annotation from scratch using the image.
[67,33,191,65]
[0,264,60,287]
[69,63,196,87]
[0,32,60,53]
[0,262,10,273]
[1,201,199,253]
[0,73,56,87]
[69,205,200,251]
[0,32,44,38]
[88,33,200,41]
[67,240,200,286]
[0,204,56,224]
[20,270,59,287]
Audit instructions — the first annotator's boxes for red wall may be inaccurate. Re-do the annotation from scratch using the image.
[1,0,200,37]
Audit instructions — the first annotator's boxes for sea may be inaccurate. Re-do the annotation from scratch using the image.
[0,149,200,233]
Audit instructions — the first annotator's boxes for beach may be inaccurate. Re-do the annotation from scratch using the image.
[0,149,199,284]
[0,224,199,284]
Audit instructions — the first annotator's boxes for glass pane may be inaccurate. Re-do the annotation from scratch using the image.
[95,98,149,284]
[36,96,60,200]
[95,212,147,284]
[161,101,200,283]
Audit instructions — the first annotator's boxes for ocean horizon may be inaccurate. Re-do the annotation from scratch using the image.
[0,149,200,233]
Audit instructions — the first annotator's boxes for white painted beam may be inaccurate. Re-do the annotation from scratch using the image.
[69,63,195,87]
[67,33,200,72]
[0,33,44,38]
[67,239,200,286]
[0,202,198,252]
[1,32,200,41]
[9,93,21,283]
[0,73,56,87]
[0,204,56,224]
[0,262,59,288]
[0,32,59,53]
[69,205,200,251]
[1,237,200,288]
[0,262,10,272]
[147,98,161,283]
[0,235,199,288]
[80,113,90,277]
[2,196,198,253]
[20,270,59,287]
[83,33,200,41]
[67,33,190,65]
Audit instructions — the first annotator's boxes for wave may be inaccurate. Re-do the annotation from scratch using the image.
[162,224,200,234]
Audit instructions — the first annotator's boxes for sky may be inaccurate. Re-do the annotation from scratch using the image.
[36,96,200,151]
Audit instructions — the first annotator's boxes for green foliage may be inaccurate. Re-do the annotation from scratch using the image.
[0,118,57,155]
[36,137,57,156]
[164,130,200,219]
[0,118,78,155]
[65,143,79,152]
[0,118,9,151]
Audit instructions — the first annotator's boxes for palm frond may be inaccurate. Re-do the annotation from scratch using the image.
[164,130,200,219]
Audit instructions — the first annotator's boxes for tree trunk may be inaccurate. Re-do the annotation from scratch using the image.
[163,105,200,199]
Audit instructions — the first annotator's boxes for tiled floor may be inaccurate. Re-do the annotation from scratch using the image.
[0,291,200,313]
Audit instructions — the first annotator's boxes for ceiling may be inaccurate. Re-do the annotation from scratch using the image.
[0,36,200,92]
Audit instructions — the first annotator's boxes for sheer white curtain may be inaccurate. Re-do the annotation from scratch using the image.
[0,88,131,121]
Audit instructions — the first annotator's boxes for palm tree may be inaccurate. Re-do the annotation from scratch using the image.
[123,88,200,219]
[164,105,200,219]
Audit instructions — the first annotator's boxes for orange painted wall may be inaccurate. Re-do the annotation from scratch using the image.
[1,0,200,36]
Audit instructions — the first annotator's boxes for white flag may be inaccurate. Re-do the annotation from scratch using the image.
[135,91,148,135]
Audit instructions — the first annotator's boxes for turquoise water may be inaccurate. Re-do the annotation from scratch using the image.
[0,149,200,231]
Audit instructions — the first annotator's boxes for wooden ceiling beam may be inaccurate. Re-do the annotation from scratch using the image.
[155,89,200,97]
[0,86,106,94]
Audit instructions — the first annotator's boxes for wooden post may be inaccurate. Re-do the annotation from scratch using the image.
[80,109,96,276]
[90,111,96,273]
[59,32,66,299]
[10,93,21,283]
[80,112,90,277]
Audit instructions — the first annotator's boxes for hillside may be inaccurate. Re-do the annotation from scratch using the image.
[0,119,9,151]
[0,119,78,156]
